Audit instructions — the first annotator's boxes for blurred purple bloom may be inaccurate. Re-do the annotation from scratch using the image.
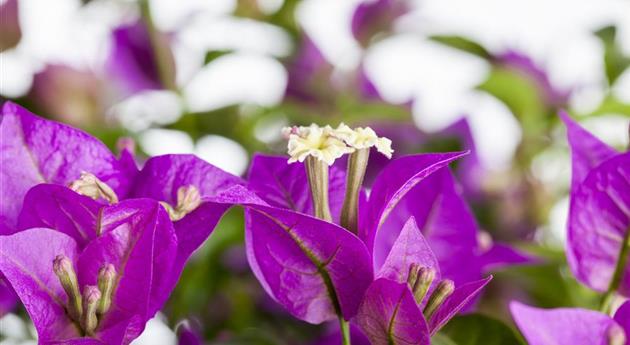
[106,20,175,96]
[284,36,406,105]
[351,0,409,47]
[30,65,108,128]
[0,0,21,52]
[494,50,570,108]
[176,320,204,345]
[478,242,538,272]
[0,198,178,344]
[285,36,331,103]
[510,301,630,345]
[561,112,630,294]
[365,119,483,199]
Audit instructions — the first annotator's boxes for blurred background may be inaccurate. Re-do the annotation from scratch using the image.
[1,0,629,343]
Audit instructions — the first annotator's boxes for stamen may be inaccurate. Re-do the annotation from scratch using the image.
[97,264,116,314]
[160,185,201,221]
[423,279,455,320]
[81,285,101,336]
[69,172,119,204]
[53,255,82,322]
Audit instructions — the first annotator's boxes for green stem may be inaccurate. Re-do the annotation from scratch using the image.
[340,148,369,234]
[600,229,630,314]
[339,316,351,345]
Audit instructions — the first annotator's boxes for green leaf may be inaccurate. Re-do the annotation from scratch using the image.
[437,314,524,345]
[429,35,492,59]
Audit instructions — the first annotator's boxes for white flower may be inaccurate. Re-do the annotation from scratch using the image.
[285,124,354,165]
[333,123,393,158]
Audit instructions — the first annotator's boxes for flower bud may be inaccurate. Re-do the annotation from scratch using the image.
[423,279,455,320]
[412,267,436,305]
[407,263,420,287]
[53,255,82,322]
[69,171,119,204]
[81,285,101,336]
[97,264,116,314]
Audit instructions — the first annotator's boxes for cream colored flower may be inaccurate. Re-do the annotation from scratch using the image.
[333,123,393,158]
[285,124,354,165]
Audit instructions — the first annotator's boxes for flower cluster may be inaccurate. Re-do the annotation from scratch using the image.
[0,102,249,344]
[6,101,626,345]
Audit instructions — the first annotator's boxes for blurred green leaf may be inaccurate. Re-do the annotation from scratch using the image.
[437,314,524,345]
[587,95,630,118]
[429,35,492,59]
[478,67,548,129]
[432,334,459,345]
[595,26,630,85]
[204,50,232,65]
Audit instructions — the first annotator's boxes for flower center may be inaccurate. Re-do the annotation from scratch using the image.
[69,172,119,204]
[159,185,201,221]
